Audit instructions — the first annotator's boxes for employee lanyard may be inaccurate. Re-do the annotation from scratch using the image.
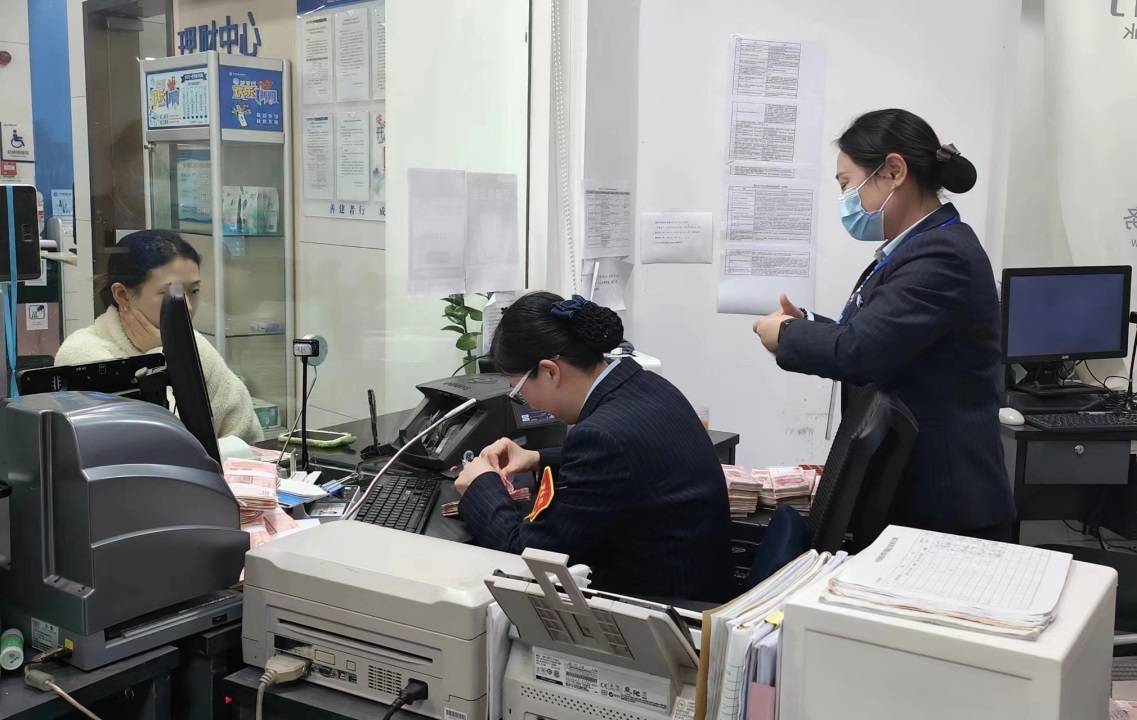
[836,215,960,324]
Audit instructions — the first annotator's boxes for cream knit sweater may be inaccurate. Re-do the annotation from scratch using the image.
[55,308,264,443]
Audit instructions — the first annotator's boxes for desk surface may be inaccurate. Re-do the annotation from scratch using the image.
[0,645,179,720]
[1000,422,1137,442]
[259,408,741,544]
[224,667,426,720]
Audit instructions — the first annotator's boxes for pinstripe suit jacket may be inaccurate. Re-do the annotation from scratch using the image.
[777,204,1015,534]
[459,360,733,602]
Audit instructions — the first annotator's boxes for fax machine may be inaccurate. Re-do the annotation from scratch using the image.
[242,521,530,720]
[397,374,566,469]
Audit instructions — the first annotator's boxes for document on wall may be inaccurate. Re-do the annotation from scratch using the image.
[730,38,825,101]
[581,258,632,311]
[716,244,813,316]
[727,100,823,165]
[334,9,370,102]
[407,168,468,295]
[371,3,386,100]
[640,211,713,265]
[370,112,386,205]
[300,15,333,105]
[335,112,370,202]
[465,172,521,293]
[724,180,815,245]
[302,114,334,200]
[583,181,634,259]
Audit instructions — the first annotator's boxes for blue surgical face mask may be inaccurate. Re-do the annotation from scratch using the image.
[839,164,895,243]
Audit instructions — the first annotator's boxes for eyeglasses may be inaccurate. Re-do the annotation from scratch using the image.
[508,368,533,406]
[508,355,560,406]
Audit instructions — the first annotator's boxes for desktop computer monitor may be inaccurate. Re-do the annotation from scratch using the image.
[161,281,221,464]
[1002,265,1132,394]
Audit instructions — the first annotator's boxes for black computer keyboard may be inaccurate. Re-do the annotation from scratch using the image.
[1025,412,1137,431]
[353,468,441,534]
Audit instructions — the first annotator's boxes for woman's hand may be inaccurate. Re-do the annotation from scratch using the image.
[778,293,805,319]
[456,456,497,495]
[120,305,163,353]
[480,437,540,478]
[753,312,793,353]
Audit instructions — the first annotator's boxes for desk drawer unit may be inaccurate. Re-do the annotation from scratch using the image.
[1022,439,1129,485]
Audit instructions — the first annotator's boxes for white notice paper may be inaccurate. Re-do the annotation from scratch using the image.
[370,112,386,207]
[581,258,632,311]
[371,3,386,100]
[584,182,633,259]
[26,303,49,331]
[301,15,333,105]
[730,38,825,100]
[334,9,370,102]
[640,212,713,264]
[728,100,822,165]
[335,113,370,202]
[302,115,334,200]
[465,173,521,293]
[407,168,467,296]
[716,244,813,316]
[725,182,815,245]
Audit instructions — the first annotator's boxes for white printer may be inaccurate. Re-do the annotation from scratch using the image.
[242,521,529,720]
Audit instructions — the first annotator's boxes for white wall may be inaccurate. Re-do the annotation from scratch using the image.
[607,0,1021,468]
[0,1,33,186]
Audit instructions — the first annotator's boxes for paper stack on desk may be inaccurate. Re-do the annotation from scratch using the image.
[695,550,848,720]
[821,525,1073,639]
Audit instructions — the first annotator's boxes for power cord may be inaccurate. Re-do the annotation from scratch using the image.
[381,679,429,720]
[25,667,103,720]
[255,654,310,720]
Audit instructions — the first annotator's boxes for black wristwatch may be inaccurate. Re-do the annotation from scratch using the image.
[778,317,796,343]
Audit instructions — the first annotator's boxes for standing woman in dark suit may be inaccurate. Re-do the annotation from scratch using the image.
[753,109,1015,541]
[456,292,733,602]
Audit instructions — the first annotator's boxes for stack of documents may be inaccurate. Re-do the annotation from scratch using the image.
[695,550,848,720]
[822,525,1073,639]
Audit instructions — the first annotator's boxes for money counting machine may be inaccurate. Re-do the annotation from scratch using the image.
[0,392,247,669]
[242,521,530,720]
[488,549,700,720]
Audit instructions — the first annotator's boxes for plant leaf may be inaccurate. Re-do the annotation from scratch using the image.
[441,324,465,333]
[456,333,479,352]
[465,308,484,322]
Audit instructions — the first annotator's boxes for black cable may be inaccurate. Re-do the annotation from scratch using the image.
[276,365,320,469]
[381,679,428,720]
[451,353,488,377]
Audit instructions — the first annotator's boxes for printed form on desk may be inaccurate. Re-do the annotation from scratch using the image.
[822,525,1072,638]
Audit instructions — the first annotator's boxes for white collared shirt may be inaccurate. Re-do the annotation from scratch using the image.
[875,207,940,262]
[584,358,621,405]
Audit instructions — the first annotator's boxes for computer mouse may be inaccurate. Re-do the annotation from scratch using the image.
[999,407,1025,426]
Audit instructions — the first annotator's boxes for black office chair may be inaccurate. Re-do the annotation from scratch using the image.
[807,387,919,554]
[742,388,919,589]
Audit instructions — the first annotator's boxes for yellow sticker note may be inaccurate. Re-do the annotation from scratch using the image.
[526,466,555,522]
[765,611,784,627]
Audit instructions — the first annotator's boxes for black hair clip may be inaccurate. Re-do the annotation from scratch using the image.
[550,294,590,320]
[935,143,961,162]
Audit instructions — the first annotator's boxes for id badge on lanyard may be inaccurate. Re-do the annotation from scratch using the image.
[836,216,960,324]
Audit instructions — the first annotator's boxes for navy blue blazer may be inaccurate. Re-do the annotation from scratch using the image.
[777,204,1015,534]
[459,360,733,602]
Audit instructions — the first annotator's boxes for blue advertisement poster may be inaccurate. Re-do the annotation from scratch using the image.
[219,65,284,132]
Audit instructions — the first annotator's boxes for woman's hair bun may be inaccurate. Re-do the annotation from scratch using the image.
[935,143,977,194]
[572,302,624,353]
[550,294,624,353]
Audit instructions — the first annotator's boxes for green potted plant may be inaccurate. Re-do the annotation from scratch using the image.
[441,294,487,375]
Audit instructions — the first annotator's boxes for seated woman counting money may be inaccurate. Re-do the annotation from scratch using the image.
[455,292,733,603]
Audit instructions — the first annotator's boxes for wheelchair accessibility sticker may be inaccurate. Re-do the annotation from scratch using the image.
[1,121,34,162]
